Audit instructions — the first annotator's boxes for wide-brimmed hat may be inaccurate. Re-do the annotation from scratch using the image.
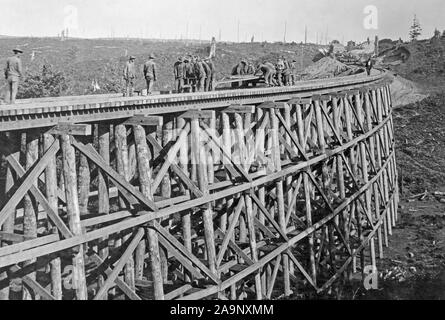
[13,48,23,53]
[149,54,156,59]
[129,55,136,60]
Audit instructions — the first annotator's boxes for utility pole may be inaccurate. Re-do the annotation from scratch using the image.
[199,25,202,43]
[283,21,287,43]
[218,29,221,41]
[237,20,240,43]
[305,25,307,44]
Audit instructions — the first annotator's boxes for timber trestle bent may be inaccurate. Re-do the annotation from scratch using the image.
[0,72,399,300]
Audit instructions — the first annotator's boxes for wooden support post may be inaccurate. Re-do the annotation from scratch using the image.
[269,108,291,297]
[22,131,39,300]
[296,103,317,286]
[0,133,19,301]
[43,133,62,300]
[314,98,336,274]
[133,124,164,300]
[177,117,192,283]
[114,124,136,291]
[160,116,174,282]
[375,90,392,237]
[356,92,376,271]
[220,112,232,233]
[98,123,110,296]
[191,117,217,275]
[234,113,247,243]
[78,153,90,216]
[363,91,383,260]
[60,134,88,300]
[283,103,295,277]
[255,107,267,297]
[372,90,389,248]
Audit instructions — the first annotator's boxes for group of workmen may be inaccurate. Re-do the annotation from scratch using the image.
[174,55,215,93]
[122,54,157,97]
[232,57,299,87]
[123,54,216,96]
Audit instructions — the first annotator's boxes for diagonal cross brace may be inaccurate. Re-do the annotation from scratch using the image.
[0,140,60,228]
[72,139,158,212]
[6,156,73,239]
[153,221,220,284]
[94,228,145,300]
[146,134,203,198]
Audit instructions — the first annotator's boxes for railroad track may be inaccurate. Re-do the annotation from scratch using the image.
[0,72,387,132]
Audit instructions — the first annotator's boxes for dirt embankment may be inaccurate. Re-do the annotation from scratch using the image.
[301,57,360,80]
[390,73,427,107]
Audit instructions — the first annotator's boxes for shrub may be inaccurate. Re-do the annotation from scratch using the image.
[18,64,68,99]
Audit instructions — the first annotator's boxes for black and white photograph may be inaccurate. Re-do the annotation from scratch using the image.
[0,0,444,305]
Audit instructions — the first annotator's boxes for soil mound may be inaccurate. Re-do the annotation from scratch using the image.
[390,73,427,107]
[302,57,356,80]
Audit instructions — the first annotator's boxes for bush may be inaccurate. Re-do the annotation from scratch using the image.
[18,64,68,99]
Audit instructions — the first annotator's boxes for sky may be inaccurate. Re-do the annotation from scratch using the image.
[0,0,444,43]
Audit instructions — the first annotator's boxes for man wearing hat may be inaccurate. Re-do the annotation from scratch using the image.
[143,54,157,95]
[173,57,185,93]
[194,57,206,92]
[4,48,23,104]
[123,55,136,97]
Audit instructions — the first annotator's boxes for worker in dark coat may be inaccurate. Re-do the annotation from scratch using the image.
[231,60,248,76]
[143,54,157,95]
[201,59,212,92]
[4,48,23,104]
[185,56,197,92]
[365,57,373,76]
[204,58,215,91]
[123,55,136,97]
[281,57,291,86]
[289,60,298,85]
[174,57,185,93]
[194,57,206,92]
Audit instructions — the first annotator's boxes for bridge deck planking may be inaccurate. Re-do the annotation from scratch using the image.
[0,72,389,132]
[1,72,385,115]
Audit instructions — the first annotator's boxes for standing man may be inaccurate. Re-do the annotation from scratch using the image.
[194,57,206,92]
[365,57,373,76]
[204,58,215,91]
[289,59,298,85]
[144,54,157,95]
[4,48,23,104]
[275,58,285,86]
[201,59,212,92]
[173,57,185,93]
[186,56,197,92]
[123,55,136,97]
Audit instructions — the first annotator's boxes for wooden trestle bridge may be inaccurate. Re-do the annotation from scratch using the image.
[0,71,399,300]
